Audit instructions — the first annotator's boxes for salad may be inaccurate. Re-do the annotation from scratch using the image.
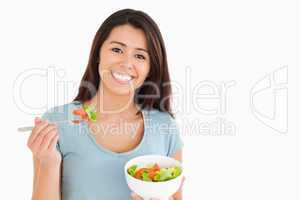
[72,103,97,123]
[127,163,181,182]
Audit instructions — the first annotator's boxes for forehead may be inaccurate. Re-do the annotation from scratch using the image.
[105,24,148,49]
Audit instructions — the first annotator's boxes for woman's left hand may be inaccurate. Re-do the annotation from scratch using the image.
[130,176,185,200]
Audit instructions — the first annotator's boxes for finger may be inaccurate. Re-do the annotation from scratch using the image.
[39,128,58,151]
[28,118,48,143]
[180,176,186,188]
[34,117,42,125]
[39,124,57,138]
[28,120,49,146]
[130,192,143,200]
[33,119,49,134]
[30,124,56,151]
[48,133,59,150]
[27,117,40,147]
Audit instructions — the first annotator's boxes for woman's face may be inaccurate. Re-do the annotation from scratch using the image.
[98,24,150,95]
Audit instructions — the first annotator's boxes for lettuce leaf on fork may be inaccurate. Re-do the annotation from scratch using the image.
[83,104,97,122]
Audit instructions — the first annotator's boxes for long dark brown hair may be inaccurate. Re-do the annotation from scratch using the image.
[73,9,174,117]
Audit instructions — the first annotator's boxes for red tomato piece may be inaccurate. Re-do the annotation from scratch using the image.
[134,168,148,179]
[73,108,86,116]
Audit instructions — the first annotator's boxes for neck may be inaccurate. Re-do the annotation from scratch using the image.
[88,82,140,120]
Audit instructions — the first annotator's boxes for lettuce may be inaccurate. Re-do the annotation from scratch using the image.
[127,165,138,176]
[141,171,152,182]
[153,167,181,182]
[83,104,97,122]
[172,167,181,179]
[127,164,182,182]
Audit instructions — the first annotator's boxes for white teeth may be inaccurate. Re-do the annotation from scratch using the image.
[112,71,133,81]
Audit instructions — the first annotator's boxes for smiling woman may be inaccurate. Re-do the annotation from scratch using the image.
[97,25,151,95]
[74,9,173,115]
[28,8,184,200]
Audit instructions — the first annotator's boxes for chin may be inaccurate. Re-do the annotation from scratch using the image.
[104,83,136,96]
[112,88,134,96]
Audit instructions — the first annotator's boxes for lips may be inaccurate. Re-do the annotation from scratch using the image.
[111,70,134,85]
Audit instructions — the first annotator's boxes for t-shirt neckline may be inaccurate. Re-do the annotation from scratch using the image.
[73,101,148,157]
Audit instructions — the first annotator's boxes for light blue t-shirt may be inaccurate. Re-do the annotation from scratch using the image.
[41,101,184,200]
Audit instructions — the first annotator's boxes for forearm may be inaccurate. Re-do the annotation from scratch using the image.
[172,186,183,200]
[172,193,182,200]
[32,158,40,195]
[32,163,61,200]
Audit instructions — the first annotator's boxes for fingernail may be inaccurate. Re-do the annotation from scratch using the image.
[131,192,136,197]
[34,117,41,124]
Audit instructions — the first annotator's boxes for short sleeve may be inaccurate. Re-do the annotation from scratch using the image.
[165,115,184,157]
[41,110,63,156]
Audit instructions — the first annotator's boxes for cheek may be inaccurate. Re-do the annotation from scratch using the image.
[98,56,114,75]
[98,50,116,69]
[136,64,150,81]
[134,64,149,89]
[98,63,110,79]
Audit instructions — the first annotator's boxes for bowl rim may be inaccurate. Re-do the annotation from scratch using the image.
[124,154,183,184]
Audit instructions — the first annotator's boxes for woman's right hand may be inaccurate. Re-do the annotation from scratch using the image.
[27,117,62,167]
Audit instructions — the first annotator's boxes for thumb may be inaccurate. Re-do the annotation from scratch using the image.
[34,117,42,125]
[130,192,142,200]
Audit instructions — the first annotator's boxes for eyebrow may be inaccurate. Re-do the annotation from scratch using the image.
[110,41,148,53]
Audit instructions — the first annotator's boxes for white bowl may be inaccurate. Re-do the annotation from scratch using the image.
[124,155,183,200]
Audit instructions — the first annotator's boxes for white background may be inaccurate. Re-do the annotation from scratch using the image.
[1,0,300,199]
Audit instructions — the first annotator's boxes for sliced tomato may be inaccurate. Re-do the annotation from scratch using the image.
[152,163,160,171]
[73,109,86,116]
[148,166,160,180]
[148,170,158,180]
[134,168,148,179]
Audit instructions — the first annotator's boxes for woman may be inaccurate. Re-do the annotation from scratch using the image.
[27,9,184,200]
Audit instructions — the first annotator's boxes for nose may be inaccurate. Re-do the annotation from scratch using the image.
[120,62,133,70]
[120,56,134,70]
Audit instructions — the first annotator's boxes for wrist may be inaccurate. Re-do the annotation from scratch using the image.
[33,156,40,164]
[38,160,61,170]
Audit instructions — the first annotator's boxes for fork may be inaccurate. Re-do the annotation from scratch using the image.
[17,119,84,132]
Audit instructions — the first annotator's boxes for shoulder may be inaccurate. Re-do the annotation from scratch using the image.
[145,108,175,122]
[144,109,184,156]
[144,109,178,133]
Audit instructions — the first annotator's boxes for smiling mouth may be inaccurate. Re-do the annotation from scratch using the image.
[111,70,134,84]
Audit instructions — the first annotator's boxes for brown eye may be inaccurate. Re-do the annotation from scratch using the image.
[111,48,123,53]
[135,54,146,60]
